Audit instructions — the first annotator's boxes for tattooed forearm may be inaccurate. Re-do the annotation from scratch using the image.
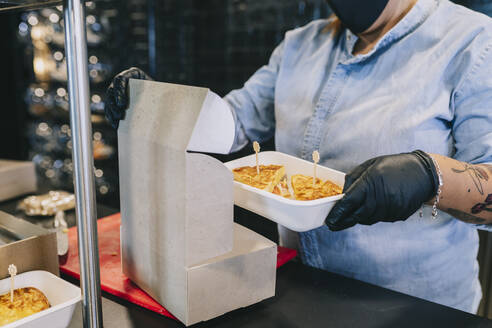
[447,194,492,223]
[447,208,486,224]
[471,194,492,214]
[430,154,492,223]
[451,164,490,195]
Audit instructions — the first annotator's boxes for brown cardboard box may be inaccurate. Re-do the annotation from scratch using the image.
[0,211,59,279]
[118,79,276,326]
[0,160,37,202]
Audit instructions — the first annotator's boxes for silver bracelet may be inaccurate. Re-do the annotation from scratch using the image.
[428,154,444,219]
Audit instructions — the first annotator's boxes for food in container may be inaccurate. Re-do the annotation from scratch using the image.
[0,287,50,326]
[232,166,342,201]
[0,271,80,328]
[232,164,291,198]
[225,151,345,232]
[291,174,342,201]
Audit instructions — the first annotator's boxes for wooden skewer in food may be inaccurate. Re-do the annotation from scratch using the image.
[253,141,261,175]
[312,150,320,188]
[8,264,17,303]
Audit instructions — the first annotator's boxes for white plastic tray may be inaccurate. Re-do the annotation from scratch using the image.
[224,151,345,232]
[0,271,81,328]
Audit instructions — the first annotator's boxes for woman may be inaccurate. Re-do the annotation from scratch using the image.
[106,0,492,313]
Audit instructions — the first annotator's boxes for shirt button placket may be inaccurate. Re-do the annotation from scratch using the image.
[301,63,349,160]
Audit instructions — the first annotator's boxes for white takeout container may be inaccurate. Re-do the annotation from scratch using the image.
[224,151,345,232]
[0,271,81,328]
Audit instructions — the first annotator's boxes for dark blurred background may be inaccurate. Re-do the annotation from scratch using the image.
[0,0,489,209]
[0,0,491,316]
[0,0,334,209]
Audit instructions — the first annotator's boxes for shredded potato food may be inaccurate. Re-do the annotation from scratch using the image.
[232,165,342,201]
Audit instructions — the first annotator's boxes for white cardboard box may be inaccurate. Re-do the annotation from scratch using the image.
[0,160,37,202]
[118,79,277,326]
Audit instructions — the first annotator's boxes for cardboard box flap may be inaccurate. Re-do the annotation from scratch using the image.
[187,224,276,268]
[0,211,59,279]
[121,79,234,154]
[0,210,49,240]
[185,224,277,325]
[185,152,233,266]
[187,91,234,154]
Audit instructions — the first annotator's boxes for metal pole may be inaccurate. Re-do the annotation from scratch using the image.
[63,1,103,327]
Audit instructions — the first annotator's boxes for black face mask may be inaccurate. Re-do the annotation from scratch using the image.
[326,0,390,34]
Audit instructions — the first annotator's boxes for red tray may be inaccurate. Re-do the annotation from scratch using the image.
[60,213,297,320]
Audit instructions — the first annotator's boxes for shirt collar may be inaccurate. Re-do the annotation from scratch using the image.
[342,0,439,63]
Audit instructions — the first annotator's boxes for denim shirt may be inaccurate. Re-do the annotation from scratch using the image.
[225,0,492,313]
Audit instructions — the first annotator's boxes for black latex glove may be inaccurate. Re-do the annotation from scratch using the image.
[325,150,439,231]
[105,67,153,129]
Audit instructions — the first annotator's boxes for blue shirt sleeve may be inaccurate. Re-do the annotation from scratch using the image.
[451,39,492,231]
[225,40,285,152]
[452,41,492,165]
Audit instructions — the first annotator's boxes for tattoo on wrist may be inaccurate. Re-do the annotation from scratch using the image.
[471,194,492,214]
[447,194,492,224]
[447,208,486,224]
[452,164,491,195]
